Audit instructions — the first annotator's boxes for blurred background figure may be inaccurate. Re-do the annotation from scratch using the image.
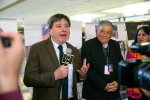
[0,31,24,100]
[126,26,150,100]
[119,41,127,60]
[112,25,118,38]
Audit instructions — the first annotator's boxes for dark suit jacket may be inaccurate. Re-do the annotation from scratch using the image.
[24,38,81,100]
[81,37,123,100]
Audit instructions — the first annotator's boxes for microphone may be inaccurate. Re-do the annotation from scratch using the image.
[62,48,74,65]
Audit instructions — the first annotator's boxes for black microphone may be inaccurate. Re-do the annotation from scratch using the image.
[62,48,74,65]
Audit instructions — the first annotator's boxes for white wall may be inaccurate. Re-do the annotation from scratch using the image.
[69,20,82,49]
[0,18,17,32]
[24,18,45,46]
[85,22,97,41]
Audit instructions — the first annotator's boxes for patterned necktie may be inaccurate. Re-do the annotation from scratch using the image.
[58,45,68,100]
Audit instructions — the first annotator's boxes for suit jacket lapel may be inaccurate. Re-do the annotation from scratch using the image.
[45,38,59,68]
[94,38,104,56]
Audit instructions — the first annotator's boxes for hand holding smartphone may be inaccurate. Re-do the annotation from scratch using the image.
[0,31,24,94]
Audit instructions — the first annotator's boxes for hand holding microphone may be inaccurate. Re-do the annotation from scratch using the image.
[54,48,74,80]
[54,65,68,80]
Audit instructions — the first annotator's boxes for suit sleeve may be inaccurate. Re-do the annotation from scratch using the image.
[87,67,108,91]
[116,41,123,62]
[24,45,55,87]
[81,43,107,91]
[73,48,82,82]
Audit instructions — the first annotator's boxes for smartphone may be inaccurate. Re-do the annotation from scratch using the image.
[1,36,11,47]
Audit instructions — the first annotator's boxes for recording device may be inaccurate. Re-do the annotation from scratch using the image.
[0,36,11,47]
[62,48,74,65]
[130,42,150,56]
[119,43,150,90]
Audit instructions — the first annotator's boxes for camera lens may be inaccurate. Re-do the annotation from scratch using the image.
[135,63,150,90]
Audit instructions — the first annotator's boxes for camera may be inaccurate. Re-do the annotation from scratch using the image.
[119,43,150,91]
[130,42,150,56]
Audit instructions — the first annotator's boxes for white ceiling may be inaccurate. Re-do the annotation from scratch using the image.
[0,0,148,20]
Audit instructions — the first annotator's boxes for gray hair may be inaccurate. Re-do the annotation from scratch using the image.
[95,20,113,33]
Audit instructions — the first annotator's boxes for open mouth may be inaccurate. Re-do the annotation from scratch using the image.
[60,34,67,37]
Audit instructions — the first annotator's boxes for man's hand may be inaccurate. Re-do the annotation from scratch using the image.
[105,81,118,92]
[54,65,68,80]
[77,58,89,77]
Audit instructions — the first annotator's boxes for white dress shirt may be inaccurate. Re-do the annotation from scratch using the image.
[51,38,73,98]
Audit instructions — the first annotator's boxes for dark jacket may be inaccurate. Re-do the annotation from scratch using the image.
[24,38,81,100]
[81,37,123,100]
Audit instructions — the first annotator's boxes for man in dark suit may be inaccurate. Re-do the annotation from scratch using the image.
[81,20,123,100]
[24,14,89,100]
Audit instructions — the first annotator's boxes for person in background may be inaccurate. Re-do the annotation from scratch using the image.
[0,31,24,100]
[119,41,127,60]
[126,26,150,100]
[81,20,123,100]
[24,13,89,100]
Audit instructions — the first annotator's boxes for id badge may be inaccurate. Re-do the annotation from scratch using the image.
[108,64,113,72]
[104,65,110,75]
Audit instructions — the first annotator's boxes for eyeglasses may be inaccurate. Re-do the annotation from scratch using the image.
[98,30,112,36]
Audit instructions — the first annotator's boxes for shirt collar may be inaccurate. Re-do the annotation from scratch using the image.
[51,38,67,53]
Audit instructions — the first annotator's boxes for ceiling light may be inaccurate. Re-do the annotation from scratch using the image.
[103,1,150,16]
